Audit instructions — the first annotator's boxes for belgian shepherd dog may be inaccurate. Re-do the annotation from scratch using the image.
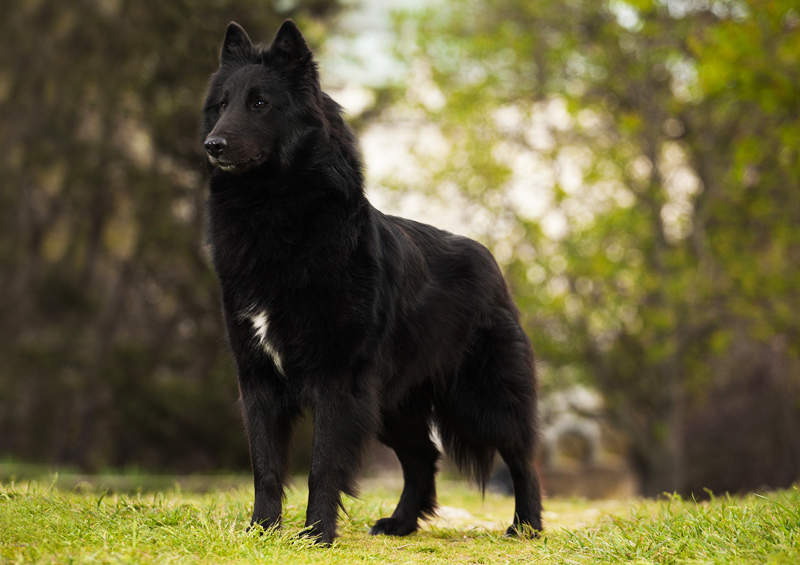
[202,20,542,544]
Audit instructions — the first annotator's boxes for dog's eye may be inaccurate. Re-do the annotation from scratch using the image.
[219,101,227,110]
[252,98,269,110]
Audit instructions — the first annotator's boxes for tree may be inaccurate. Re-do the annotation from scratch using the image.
[0,1,344,471]
[395,0,800,494]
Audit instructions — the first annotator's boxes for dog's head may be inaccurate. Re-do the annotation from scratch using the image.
[202,20,324,174]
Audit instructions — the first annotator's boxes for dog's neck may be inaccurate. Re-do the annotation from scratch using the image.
[206,114,370,294]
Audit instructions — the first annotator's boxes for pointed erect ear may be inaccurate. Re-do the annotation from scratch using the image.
[220,22,253,64]
[270,20,311,64]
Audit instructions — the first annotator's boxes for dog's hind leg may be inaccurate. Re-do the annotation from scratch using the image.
[437,314,543,536]
[370,391,439,536]
[499,445,542,536]
[487,318,542,537]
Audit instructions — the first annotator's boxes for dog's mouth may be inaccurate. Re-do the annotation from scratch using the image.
[210,153,265,173]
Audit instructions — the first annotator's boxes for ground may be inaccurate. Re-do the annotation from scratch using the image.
[1,467,798,564]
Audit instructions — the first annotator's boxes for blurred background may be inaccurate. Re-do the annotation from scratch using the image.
[2,0,799,499]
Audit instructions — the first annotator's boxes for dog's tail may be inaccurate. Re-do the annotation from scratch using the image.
[431,393,496,493]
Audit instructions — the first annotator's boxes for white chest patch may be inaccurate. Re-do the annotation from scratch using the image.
[244,308,285,375]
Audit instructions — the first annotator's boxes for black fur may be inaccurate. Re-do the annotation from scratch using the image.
[202,20,542,544]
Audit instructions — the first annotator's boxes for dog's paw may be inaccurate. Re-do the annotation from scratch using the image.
[369,517,418,536]
[247,517,280,535]
[505,521,541,539]
[297,523,335,546]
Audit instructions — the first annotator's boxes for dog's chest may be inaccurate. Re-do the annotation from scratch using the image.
[242,306,285,375]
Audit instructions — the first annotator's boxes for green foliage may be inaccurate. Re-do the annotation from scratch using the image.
[395,0,800,494]
[2,477,799,563]
[0,1,343,470]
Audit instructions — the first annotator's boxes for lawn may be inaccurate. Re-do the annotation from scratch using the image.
[1,469,798,564]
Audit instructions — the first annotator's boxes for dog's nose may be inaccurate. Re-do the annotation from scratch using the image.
[204,136,227,158]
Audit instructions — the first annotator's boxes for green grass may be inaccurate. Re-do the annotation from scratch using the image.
[1,473,798,564]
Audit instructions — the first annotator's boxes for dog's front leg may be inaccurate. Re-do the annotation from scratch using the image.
[225,307,298,532]
[239,373,297,531]
[304,386,376,544]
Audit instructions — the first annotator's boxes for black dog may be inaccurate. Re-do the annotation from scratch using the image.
[202,20,542,544]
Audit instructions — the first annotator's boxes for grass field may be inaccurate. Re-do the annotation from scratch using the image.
[1,469,798,564]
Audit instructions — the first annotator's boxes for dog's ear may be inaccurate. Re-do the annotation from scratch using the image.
[270,20,312,65]
[220,22,253,64]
